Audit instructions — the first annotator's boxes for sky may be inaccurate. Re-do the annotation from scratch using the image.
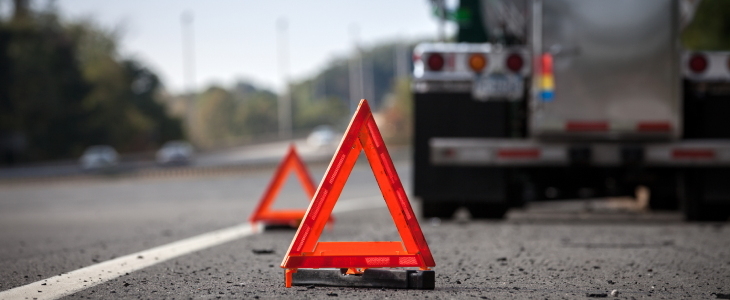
[47,0,457,94]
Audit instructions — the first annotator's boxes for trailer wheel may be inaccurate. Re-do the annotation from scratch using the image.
[683,201,730,221]
[421,201,459,219]
[466,203,509,219]
[681,170,730,221]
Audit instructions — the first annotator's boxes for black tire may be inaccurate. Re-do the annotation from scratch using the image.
[681,170,730,221]
[684,201,730,221]
[421,201,459,219]
[466,203,509,219]
[647,183,680,211]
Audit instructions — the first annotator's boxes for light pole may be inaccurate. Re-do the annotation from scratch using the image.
[277,18,292,140]
[432,0,446,42]
[181,11,196,138]
[348,24,363,115]
[395,41,409,79]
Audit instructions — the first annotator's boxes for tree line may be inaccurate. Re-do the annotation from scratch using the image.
[189,42,417,149]
[0,2,183,165]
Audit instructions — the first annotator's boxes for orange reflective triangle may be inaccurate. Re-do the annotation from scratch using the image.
[281,99,436,288]
[249,144,334,227]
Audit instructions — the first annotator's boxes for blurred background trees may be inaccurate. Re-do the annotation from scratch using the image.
[681,0,730,50]
[188,41,416,149]
[0,0,422,164]
[0,0,183,165]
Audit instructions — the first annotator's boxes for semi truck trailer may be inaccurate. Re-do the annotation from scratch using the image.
[413,0,730,221]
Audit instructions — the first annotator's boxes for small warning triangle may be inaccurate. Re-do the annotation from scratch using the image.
[249,144,334,228]
[281,99,436,288]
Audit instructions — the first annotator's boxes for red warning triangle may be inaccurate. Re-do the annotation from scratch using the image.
[281,99,436,287]
[249,144,334,227]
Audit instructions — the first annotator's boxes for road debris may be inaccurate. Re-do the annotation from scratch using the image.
[586,293,608,298]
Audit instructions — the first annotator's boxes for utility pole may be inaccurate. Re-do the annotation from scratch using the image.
[277,18,292,140]
[181,11,196,139]
[395,41,409,79]
[348,24,364,115]
[363,55,374,107]
[432,0,446,42]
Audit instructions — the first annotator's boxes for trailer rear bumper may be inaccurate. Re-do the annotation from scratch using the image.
[431,138,730,167]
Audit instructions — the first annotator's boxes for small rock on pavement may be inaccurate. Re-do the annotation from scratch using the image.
[497,257,507,262]
[611,290,619,297]
[327,291,338,296]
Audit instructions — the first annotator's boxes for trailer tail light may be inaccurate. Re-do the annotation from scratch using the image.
[637,121,672,132]
[689,53,708,74]
[566,121,608,131]
[672,149,714,159]
[497,148,540,159]
[469,54,487,72]
[427,53,444,71]
[506,53,524,72]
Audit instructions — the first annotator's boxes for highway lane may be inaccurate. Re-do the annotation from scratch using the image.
[0,154,390,293]
[78,210,729,300]
[1,157,729,299]
[0,138,336,181]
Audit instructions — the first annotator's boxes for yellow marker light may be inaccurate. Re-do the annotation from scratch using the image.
[541,75,554,90]
[469,54,487,72]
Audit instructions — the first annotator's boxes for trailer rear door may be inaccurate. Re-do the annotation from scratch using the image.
[530,0,680,140]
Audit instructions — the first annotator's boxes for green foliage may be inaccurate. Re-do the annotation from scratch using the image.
[183,40,421,148]
[378,77,413,144]
[681,0,730,50]
[191,84,279,148]
[1,10,91,162]
[287,40,418,116]
[290,78,349,132]
[0,6,182,164]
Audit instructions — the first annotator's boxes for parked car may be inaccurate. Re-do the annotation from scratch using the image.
[307,125,336,148]
[79,145,118,171]
[156,140,194,165]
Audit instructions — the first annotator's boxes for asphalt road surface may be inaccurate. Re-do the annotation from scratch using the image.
[1,157,729,299]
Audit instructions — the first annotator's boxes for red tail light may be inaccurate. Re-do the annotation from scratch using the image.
[541,53,553,74]
[672,149,714,159]
[689,54,708,73]
[497,148,540,159]
[506,53,524,72]
[427,53,444,71]
[637,121,671,132]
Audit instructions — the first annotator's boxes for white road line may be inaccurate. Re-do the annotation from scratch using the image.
[0,197,388,300]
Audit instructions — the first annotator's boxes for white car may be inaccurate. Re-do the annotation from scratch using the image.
[156,140,194,165]
[307,125,336,148]
[79,145,119,171]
